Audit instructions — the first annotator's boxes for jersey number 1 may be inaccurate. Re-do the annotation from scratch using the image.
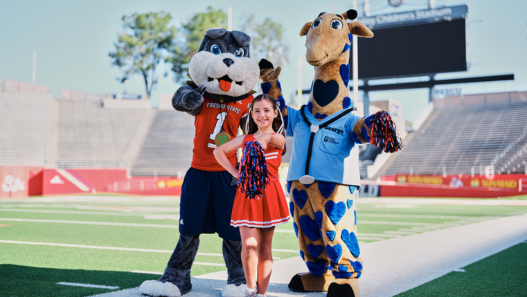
[210,112,228,141]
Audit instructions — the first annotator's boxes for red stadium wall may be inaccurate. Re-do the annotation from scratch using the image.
[380,184,522,198]
[0,166,43,198]
[0,167,183,198]
[378,173,527,198]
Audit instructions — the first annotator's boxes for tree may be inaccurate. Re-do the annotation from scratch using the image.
[109,12,177,98]
[241,15,289,67]
[170,7,227,83]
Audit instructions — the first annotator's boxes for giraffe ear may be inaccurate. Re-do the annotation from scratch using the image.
[300,21,313,36]
[348,21,374,38]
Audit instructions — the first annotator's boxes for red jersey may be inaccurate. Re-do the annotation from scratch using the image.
[191,95,253,171]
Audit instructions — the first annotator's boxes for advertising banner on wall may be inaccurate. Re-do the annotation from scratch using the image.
[395,174,525,191]
[0,166,43,198]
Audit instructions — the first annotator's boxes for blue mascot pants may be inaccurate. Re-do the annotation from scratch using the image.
[179,167,240,241]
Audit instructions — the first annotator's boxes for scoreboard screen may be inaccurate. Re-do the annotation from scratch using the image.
[350,19,467,79]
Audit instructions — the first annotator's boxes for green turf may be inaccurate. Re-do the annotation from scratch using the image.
[397,242,527,297]
[1,196,527,297]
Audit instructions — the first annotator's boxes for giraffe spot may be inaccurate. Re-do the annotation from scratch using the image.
[342,43,351,53]
[307,101,313,113]
[342,229,360,258]
[261,82,271,94]
[314,211,323,228]
[293,222,298,238]
[313,79,339,107]
[277,80,282,91]
[351,131,362,144]
[292,189,308,210]
[289,201,294,218]
[339,64,350,87]
[356,272,362,278]
[364,114,374,128]
[300,215,321,241]
[325,200,347,226]
[325,243,343,263]
[283,115,288,130]
[332,271,353,279]
[306,259,327,276]
[347,199,353,209]
[350,260,363,272]
[307,244,324,259]
[338,265,348,272]
[349,186,357,194]
[327,266,332,271]
[315,113,327,119]
[361,127,370,142]
[287,181,292,193]
[318,181,336,199]
[343,97,351,109]
[348,33,353,43]
[326,230,337,241]
[299,250,305,260]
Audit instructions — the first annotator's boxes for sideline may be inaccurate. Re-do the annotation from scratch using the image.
[89,213,527,297]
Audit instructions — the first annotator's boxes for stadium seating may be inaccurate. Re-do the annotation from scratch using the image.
[378,100,527,176]
[55,100,148,168]
[131,110,195,176]
[0,93,52,165]
[494,128,527,174]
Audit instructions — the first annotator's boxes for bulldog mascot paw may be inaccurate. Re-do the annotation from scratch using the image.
[139,28,259,297]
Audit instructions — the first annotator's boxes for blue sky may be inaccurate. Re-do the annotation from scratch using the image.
[1,0,526,123]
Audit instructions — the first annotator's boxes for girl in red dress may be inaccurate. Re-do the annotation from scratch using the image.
[214,94,289,297]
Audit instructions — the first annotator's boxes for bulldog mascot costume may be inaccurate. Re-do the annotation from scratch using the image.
[140,28,259,297]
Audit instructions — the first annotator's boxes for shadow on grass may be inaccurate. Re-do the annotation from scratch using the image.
[0,264,158,297]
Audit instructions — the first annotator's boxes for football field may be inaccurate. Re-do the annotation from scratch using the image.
[0,195,526,296]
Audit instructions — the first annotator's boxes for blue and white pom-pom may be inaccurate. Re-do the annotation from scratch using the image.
[238,141,271,199]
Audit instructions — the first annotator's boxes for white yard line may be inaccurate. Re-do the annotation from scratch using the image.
[359,213,471,220]
[359,220,437,226]
[358,197,527,206]
[57,282,119,289]
[275,229,294,233]
[0,218,179,228]
[0,208,173,217]
[0,240,282,259]
[384,231,417,235]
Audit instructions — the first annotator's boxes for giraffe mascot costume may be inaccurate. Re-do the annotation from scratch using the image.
[260,9,402,297]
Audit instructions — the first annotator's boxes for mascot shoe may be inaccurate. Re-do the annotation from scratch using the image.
[221,283,246,297]
[139,280,182,297]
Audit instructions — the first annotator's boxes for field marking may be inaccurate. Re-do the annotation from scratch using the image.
[57,282,119,289]
[0,240,282,258]
[357,197,527,206]
[359,213,471,220]
[384,231,417,235]
[0,208,175,217]
[131,270,163,275]
[0,218,179,228]
[452,269,465,272]
[275,229,294,233]
[359,233,401,238]
[359,220,437,226]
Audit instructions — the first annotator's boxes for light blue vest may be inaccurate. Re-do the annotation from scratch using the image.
[286,106,362,186]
